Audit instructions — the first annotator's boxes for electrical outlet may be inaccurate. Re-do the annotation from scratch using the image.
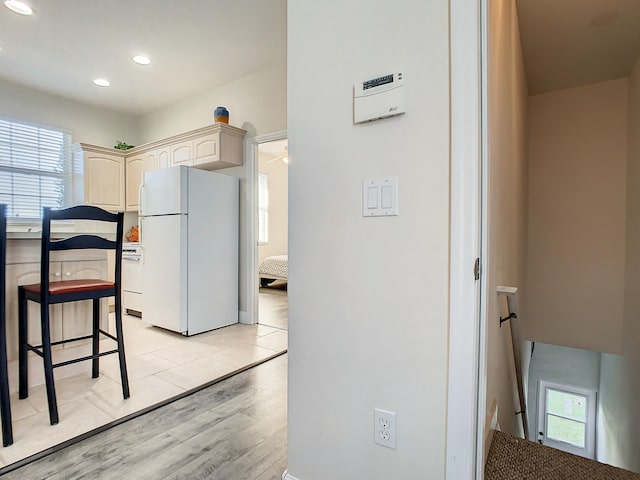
[374,408,397,449]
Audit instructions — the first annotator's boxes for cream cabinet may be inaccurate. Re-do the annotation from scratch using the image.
[59,260,109,345]
[156,146,170,169]
[72,144,126,212]
[170,140,194,166]
[75,124,246,212]
[3,256,108,362]
[166,124,245,169]
[125,152,157,211]
[193,133,220,167]
[5,262,63,362]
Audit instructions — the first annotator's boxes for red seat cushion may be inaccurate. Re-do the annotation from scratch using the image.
[23,279,115,295]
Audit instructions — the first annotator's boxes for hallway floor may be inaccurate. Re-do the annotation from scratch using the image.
[486,431,640,480]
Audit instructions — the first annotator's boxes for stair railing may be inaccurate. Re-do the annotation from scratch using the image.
[497,286,528,439]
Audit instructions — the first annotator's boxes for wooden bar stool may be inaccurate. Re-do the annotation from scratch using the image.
[0,205,13,445]
[18,205,129,425]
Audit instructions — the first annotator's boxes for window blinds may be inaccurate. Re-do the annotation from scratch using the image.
[0,118,71,219]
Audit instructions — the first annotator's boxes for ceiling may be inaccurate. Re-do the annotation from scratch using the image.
[516,0,640,94]
[8,1,636,112]
[259,139,287,158]
[0,0,286,115]
[258,139,288,164]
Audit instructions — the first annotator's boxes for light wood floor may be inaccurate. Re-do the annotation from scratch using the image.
[1,354,288,480]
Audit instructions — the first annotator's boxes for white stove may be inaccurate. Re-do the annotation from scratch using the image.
[122,242,142,316]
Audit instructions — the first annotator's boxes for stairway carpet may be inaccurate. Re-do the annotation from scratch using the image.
[485,431,640,480]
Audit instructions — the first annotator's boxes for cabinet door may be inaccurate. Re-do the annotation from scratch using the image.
[170,141,193,166]
[60,260,109,345]
[156,146,170,169]
[125,156,143,211]
[5,262,63,362]
[193,133,220,167]
[85,153,125,211]
[126,153,157,211]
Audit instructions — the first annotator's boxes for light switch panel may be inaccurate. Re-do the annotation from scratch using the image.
[363,177,398,217]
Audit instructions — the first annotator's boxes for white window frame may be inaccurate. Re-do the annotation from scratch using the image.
[537,380,597,459]
[258,172,269,245]
[0,116,72,221]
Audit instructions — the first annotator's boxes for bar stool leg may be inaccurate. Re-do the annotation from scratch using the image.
[92,299,100,379]
[0,301,13,446]
[18,286,28,399]
[114,295,129,399]
[40,304,59,425]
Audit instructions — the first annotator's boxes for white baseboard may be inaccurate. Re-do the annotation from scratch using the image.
[282,470,300,480]
[239,310,251,325]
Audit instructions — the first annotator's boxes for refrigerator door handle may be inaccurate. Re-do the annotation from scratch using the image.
[139,217,144,265]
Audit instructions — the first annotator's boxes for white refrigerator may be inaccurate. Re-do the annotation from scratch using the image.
[139,165,239,335]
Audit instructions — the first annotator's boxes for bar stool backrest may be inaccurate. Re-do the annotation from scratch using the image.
[40,205,124,299]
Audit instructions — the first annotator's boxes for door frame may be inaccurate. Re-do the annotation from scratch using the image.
[446,0,487,478]
[244,130,288,325]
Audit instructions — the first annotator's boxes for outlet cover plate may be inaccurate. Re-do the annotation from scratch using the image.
[374,408,397,449]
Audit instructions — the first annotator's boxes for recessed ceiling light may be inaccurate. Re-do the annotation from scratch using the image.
[4,0,33,15]
[132,55,151,65]
[93,78,110,87]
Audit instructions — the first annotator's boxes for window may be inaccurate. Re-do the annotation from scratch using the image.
[537,381,596,459]
[0,117,72,219]
[258,173,269,244]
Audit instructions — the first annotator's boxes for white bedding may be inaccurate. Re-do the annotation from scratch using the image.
[259,254,288,280]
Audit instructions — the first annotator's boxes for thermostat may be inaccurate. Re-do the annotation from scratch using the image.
[354,72,405,124]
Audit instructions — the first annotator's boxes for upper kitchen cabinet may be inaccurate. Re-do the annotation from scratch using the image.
[170,140,193,166]
[72,143,126,212]
[125,151,158,211]
[156,146,170,169]
[168,124,246,169]
[73,123,246,212]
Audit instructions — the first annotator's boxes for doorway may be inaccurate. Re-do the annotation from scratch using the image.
[255,138,289,331]
[478,0,640,474]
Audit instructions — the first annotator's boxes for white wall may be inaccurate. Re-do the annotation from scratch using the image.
[0,78,140,146]
[485,0,529,438]
[526,78,628,354]
[597,57,640,473]
[258,157,288,265]
[137,63,286,143]
[287,1,449,478]
[526,343,600,442]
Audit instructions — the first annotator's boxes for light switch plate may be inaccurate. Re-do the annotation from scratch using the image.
[362,177,398,217]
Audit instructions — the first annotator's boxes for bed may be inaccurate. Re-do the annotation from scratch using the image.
[259,254,288,287]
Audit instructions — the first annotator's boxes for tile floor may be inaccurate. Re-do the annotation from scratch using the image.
[0,314,288,468]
